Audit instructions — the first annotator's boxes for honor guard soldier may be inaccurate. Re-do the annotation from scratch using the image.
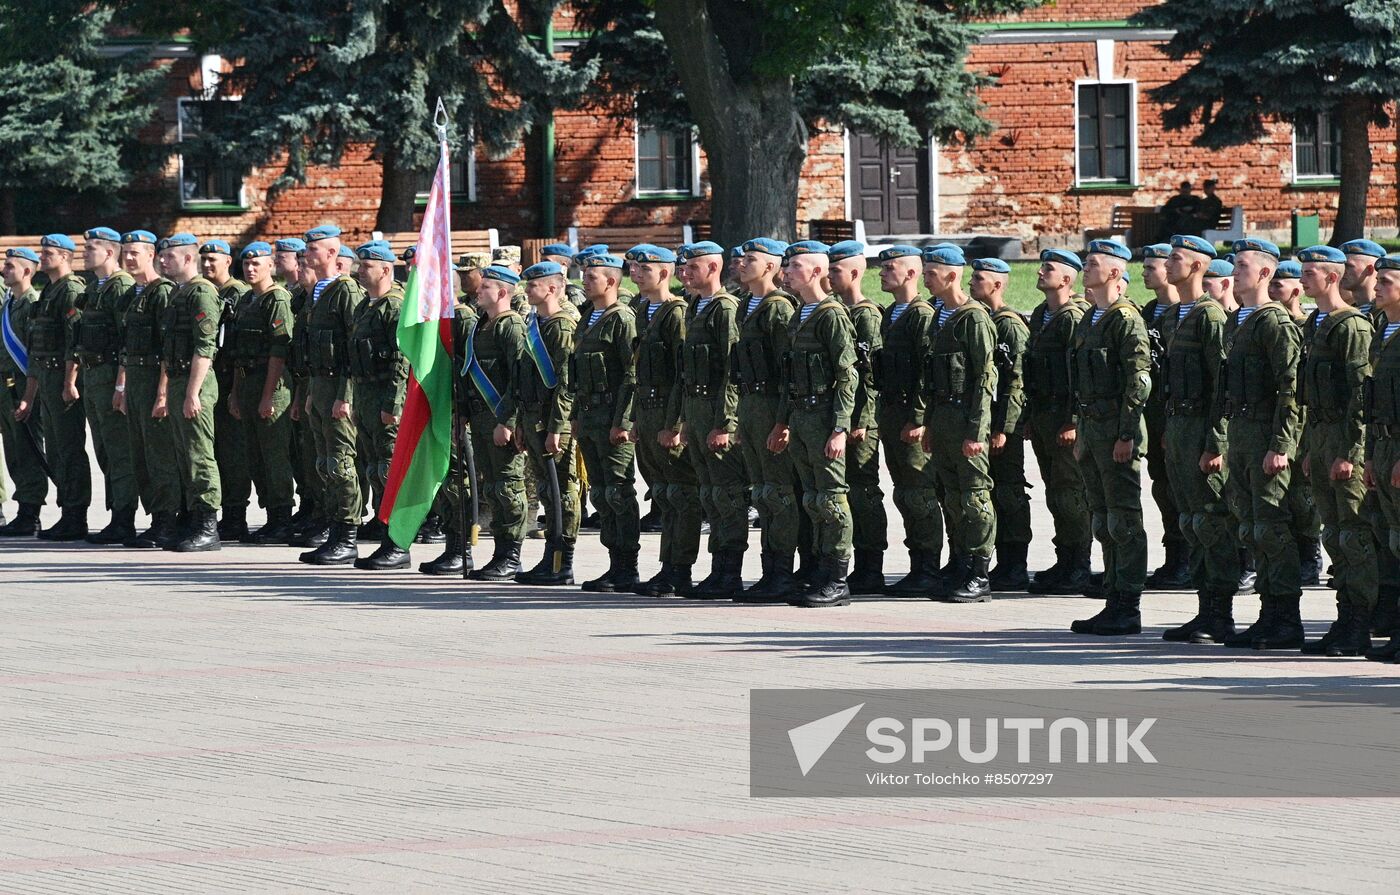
[919,243,998,601]
[225,242,296,544]
[873,245,942,595]
[731,237,803,601]
[537,243,588,320]
[72,227,136,544]
[766,240,857,606]
[462,265,529,581]
[1159,235,1239,640]
[156,233,223,552]
[572,252,641,591]
[970,257,1032,591]
[16,234,90,540]
[513,261,580,586]
[827,240,887,594]
[628,244,701,596]
[1068,240,1152,635]
[1206,255,1259,592]
[199,239,254,541]
[0,247,48,536]
[1024,249,1092,594]
[677,242,747,598]
[1339,238,1385,318]
[1297,244,1376,656]
[1212,238,1304,648]
[1270,259,1325,584]
[297,225,367,566]
[344,241,410,571]
[283,238,322,539]
[1364,255,1400,662]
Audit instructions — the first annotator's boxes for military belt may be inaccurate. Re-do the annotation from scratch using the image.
[122,354,162,368]
[685,383,715,398]
[167,357,193,374]
[77,351,118,368]
[1166,398,1208,417]
[787,392,834,410]
[233,356,272,370]
[738,380,777,396]
[31,356,64,371]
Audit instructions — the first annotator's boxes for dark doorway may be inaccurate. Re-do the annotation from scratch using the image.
[852,131,929,236]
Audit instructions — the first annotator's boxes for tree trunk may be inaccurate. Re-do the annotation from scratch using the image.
[652,0,808,248]
[1331,94,1372,245]
[376,144,422,233]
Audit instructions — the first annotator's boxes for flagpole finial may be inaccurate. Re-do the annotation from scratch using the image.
[433,97,449,142]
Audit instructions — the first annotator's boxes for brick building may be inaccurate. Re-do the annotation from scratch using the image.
[91,0,1399,251]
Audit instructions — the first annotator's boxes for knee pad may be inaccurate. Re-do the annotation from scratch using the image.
[1107,509,1142,545]
[1254,521,1292,561]
[329,456,356,481]
[1338,527,1376,562]
[1196,511,1231,547]
[965,488,995,524]
[815,491,850,524]
[604,482,634,513]
[1321,525,1342,555]
[1177,512,1197,546]
[1091,511,1110,544]
[588,484,607,510]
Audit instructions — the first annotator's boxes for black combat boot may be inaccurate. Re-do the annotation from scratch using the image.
[640,507,663,533]
[690,555,726,596]
[301,521,359,565]
[1189,593,1236,644]
[1087,591,1142,635]
[945,555,992,603]
[737,553,799,604]
[86,507,137,545]
[1237,548,1257,594]
[1302,599,1351,655]
[1144,541,1190,590]
[38,507,88,542]
[640,563,693,597]
[357,517,386,541]
[687,551,743,599]
[1224,596,1273,647]
[419,531,468,575]
[795,551,819,591]
[217,506,248,542]
[636,562,674,596]
[1030,543,1090,595]
[172,508,221,552]
[250,506,294,544]
[415,513,447,544]
[847,548,886,596]
[1325,610,1373,657]
[1027,546,1067,592]
[887,550,941,597]
[1372,582,1400,637]
[1082,570,1107,599]
[0,502,41,537]
[1298,537,1323,587]
[354,535,410,570]
[740,552,776,599]
[469,540,521,582]
[1366,631,1400,662]
[605,551,640,593]
[1251,594,1305,650]
[126,511,175,549]
[289,514,329,548]
[988,543,1029,592]
[581,550,622,592]
[1162,593,1211,642]
[517,541,574,586]
[791,556,851,608]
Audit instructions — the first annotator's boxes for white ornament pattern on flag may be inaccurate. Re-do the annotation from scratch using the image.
[414,139,455,323]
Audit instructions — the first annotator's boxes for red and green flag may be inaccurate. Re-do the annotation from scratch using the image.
[379,136,456,548]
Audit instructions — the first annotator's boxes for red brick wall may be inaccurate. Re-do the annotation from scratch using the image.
[979,0,1160,24]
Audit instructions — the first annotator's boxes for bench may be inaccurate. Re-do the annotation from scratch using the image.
[373,228,499,263]
[1083,205,1156,249]
[808,219,864,243]
[1203,205,1245,244]
[566,223,698,254]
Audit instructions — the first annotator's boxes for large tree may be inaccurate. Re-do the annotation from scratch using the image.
[1134,0,1400,244]
[0,0,164,234]
[129,0,595,232]
[574,0,1039,247]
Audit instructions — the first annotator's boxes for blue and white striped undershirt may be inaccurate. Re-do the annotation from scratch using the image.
[937,308,953,326]
[1236,306,1259,322]
[313,278,334,303]
[1177,301,1196,321]
[746,296,762,316]
[695,297,712,315]
[799,304,817,323]
[588,308,603,326]
[890,303,909,323]
[1386,321,1400,341]
[1091,308,1106,324]
[1314,312,1329,328]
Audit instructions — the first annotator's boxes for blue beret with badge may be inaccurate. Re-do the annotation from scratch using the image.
[922,242,966,266]
[482,265,521,285]
[581,252,625,269]
[783,240,830,260]
[199,239,232,256]
[275,237,306,253]
[41,233,76,251]
[304,224,341,242]
[540,243,574,259]
[828,240,866,263]
[1205,259,1234,278]
[523,261,564,280]
[1086,239,1132,261]
[731,246,743,259]
[240,241,273,260]
[337,245,356,259]
[742,237,787,257]
[6,247,39,263]
[630,244,676,264]
[1040,248,1083,271]
[1170,234,1217,258]
[683,241,725,259]
[85,226,120,243]
[1341,238,1386,258]
[1141,243,1172,260]
[971,257,1011,274]
[1375,255,1400,272]
[355,240,396,263]
[876,244,922,263]
[401,245,417,262]
[121,230,157,246]
[576,244,608,259]
[162,232,198,248]
[1231,237,1280,259]
[1298,245,1346,264]
[1275,260,1303,279]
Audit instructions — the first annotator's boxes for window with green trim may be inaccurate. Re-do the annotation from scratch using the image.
[177,98,248,209]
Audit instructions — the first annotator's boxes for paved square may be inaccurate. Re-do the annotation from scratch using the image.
[2,462,1397,893]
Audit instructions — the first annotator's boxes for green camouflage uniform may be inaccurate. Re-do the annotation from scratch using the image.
[349,284,408,519]
[463,308,527,543]
[989,307,1031,553]
[1024,299,1090,550]
[1365,316,1400,649]
[874,300,941,559]
[515,310,580,545]
[161,276,223,512]
[213,278,253,516]
[734,289,799,557]
[303,275,365,524]
[846,297,886,555]
[1141,297,1186,569]
[27,272,89,511]
[287,283,318,513]
[572,303,639,554]
[228,284,295,512]
[0,287,47,507]
[682,291,747,557]
[74,270,136,513]
[1288,312,1322,546]
[121,279,182,514]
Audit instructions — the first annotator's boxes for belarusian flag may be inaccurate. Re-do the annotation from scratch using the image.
[379,137,455,548]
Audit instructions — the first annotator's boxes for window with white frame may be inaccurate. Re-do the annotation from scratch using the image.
[176,98,248,207]
[1075,82,1135,185]
[416,146,477,202]
[636,124,698,196]
[1294,112,1341,180]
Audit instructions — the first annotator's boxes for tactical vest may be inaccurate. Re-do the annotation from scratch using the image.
[1140,297,1175,386]
[1302,307,1366,423]
[636,299,685,406]
[122,280,172,367]
[1025,301,1080,403]
[517,314,573,409]
[573,303,632,412]
[927,303,992,406]
[848,301,881,391]
[229,287,290,368]
[873,300,932,404]
[287,285,311,377]
[75,273,133,366]
[28,275,83,369]
[450,300,477,413]
[305,277,359,376]
[1222,304,1293,421]
[348,292,403,381]
[991,307,1028,402]
[733,290,791,395]
[215,280,251,372]
[681,293,737,398]
[161,277,217,375]
[1072,301,1141,410]
[783,299,847,404]
[1368,322,1400,433]
[466,310,520,416]
[1164,298,1225,415]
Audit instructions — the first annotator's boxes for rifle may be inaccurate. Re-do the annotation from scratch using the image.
[543,451,565,574]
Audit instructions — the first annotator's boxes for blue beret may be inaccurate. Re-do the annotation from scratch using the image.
[199,239,232,256]
[730,246,743,259]
[630,244,676,264]
[275,237,306,253]
[539,243,574,259]
[1275,260,1303,279]
[355,241,396,263]
[783,240,829,260]
[1039,248,1083,272]
[581,253,625,269]
[1141,243,1172,260]
[121,230,157,246]
[1121,270,1131,285]
[1341,238,1386,258]
[1375,255,1400,272]
[85,227,120,243]
[877,244,923,263]
[828,240,866,263]
[1169,234,1217,258]
[401,245,417,262]
[522,261,564,280]
[741,237,787,257]
[304,225,341,242]
[1231,237,1280,259]
[922,242,966,266]
[5,247,39,263]
[1086,239,1132,262]
[337,245,357,259]
[576,244,608,258]
[241,241,273,260]
[482,265,521,285]
[971,257,1011,274]
[684,241,724,259]
[41,234,76,251]
[1298,245,1346,264]
[1205,259,1234,278]
[162,233,198,248]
